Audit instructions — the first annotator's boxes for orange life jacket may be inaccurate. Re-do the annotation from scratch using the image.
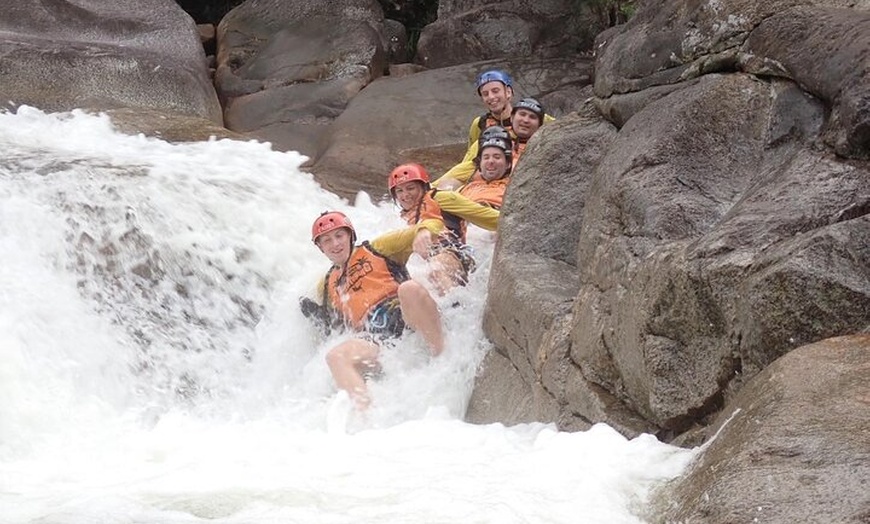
[477,112,513,134]
[513,139,528,168]
[400,191,444,226]
[461,174,510,210]
[324,242,409,330]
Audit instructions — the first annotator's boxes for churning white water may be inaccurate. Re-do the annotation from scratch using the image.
[0,107,697,523]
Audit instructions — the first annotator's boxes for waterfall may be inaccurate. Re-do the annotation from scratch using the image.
[0,107,696,524]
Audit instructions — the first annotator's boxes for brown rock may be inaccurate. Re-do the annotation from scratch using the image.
[742,7,870,158]
[0,0,221,123]
[652,335,870,524]
[215,0,387,158]
[416,0,601,68]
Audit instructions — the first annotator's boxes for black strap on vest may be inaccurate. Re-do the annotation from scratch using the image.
[477,112,512,132]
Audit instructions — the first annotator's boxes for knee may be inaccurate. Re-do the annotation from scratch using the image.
[325,344,349,369]
[398,280,427,303]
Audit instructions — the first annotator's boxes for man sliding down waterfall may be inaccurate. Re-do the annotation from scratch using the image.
[299,211,445,410]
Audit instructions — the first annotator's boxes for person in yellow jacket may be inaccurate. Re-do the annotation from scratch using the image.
[433,69,513,189]
[388,163,498,293]
[422,135,514,249]
[470,70,515,144]
[300,210,445,410]
[436,96,552,189]
[457,134,513,211]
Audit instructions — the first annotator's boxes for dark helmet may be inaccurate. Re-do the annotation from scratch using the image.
[511,97,545,124]
[311,210,356,244]
[476,70,513,95]
[476,135,513,173]
[480,125,511,143]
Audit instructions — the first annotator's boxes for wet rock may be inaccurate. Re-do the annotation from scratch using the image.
[652,335,870,524]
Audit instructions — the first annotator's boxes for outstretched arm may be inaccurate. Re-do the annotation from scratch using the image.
[370,219,445,263]
[433,190,500,231]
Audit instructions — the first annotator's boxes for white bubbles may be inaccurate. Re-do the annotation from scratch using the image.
[0,107,695,524]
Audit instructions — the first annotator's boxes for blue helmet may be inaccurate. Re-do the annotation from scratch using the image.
[476,70,513,94]
[512,97,545,124]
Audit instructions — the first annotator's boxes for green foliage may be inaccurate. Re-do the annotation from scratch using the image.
[377,0,439,60]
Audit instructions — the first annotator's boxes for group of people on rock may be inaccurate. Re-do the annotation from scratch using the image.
[300,69,552,409]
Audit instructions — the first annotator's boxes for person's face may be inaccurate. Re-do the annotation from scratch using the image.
[393,180,426,211]
[478,81,512,116]
[479,147,509,181]
[512,108,541,139]
[316,227,353,265]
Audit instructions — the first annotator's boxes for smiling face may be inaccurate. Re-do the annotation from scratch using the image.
[315,227,353,266]
[393,180,426,212]
[479,146,509,181]
[478,81,513,119]
[511,108,541,139]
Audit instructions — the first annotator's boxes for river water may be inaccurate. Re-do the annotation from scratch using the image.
[0,107,697,523]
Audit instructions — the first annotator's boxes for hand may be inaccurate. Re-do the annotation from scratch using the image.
[413,229,434,259]
[299,297,333,336]
[299,297,323,319]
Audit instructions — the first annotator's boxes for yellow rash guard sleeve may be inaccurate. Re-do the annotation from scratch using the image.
[433,190,500,231]
[369,219,445,263]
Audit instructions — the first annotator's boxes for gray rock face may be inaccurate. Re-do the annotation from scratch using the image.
[0,0,221,122]
[416,0,599,68]
[215,0,387,157]
[478,0,870,437]
[594,0,868,98]
[742,6,870,158]
[470,101,668,437]
[652,335,870,524]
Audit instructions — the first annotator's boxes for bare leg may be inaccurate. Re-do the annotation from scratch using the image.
[428,251,465,295]
[325,338,380,410]
[397,280,444,356]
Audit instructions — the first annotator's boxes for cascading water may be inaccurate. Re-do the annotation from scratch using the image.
[0,107,697,523]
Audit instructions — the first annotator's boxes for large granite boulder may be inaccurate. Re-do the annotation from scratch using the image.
[0,0,221,123]
[215,0,388,158]
[416,0,600,68]
[476,0,870,437]
[469,101,657,436]
[741,6,870,158]
[572,74,868,433]
[594,0,869,97]
[310,56,593,200]
[652,335,870,523]
[595,0,870,158]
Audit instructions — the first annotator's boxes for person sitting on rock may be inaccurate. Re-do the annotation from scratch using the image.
[387,162,498,293]
[434,69,514,189]
[436,96,552,190]
[510,97,546,163]
[427,134,515,248]
[299,210,445,410]
[458,134,514,211]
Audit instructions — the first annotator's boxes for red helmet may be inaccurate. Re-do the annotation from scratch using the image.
[311,211,355,243]
[388,163,430,193]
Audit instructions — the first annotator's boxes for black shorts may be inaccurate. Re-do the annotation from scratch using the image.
[363,296,406,340]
